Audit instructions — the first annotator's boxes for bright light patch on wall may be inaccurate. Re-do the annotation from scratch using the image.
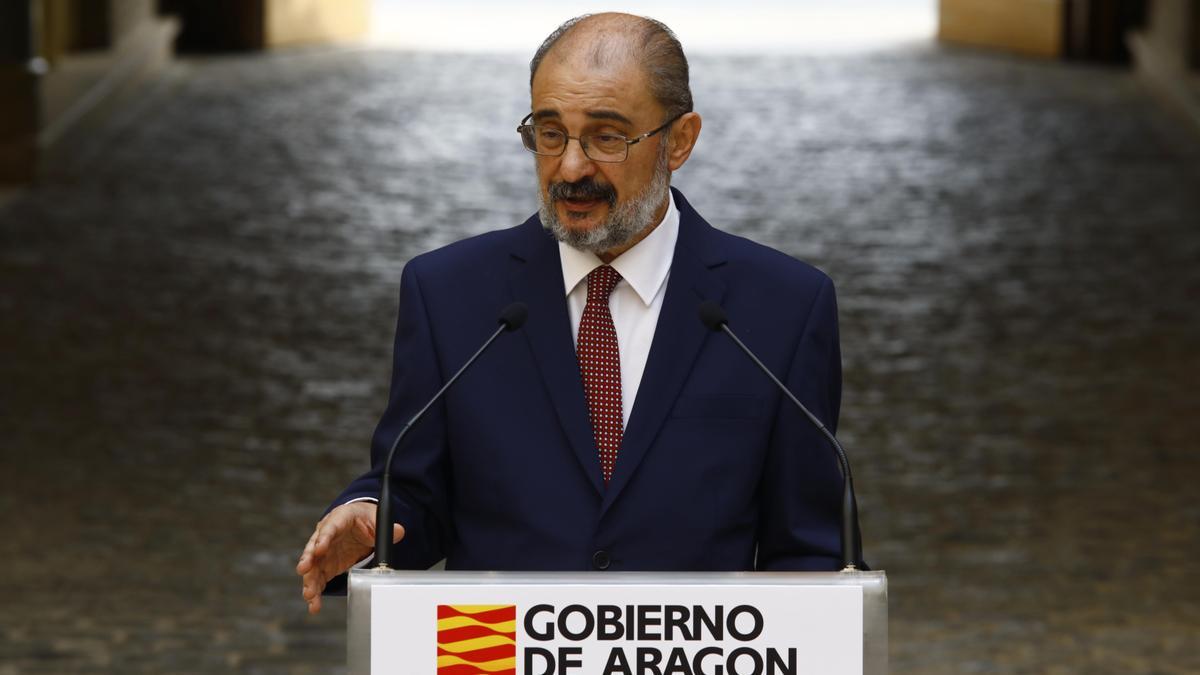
[369,1,937,53]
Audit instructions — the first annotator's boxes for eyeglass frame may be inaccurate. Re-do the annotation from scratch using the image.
[517,112,684,163]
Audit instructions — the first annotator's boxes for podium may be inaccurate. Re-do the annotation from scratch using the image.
[348,568,887,674]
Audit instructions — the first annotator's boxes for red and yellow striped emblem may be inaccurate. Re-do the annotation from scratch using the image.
[436,605,516,675]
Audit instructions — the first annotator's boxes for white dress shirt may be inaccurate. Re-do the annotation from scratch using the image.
[558,191,679,428]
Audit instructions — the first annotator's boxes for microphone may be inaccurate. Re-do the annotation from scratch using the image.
[373,302,528,568]
[698,301,861,571]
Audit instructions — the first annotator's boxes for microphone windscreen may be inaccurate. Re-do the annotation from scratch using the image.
[498,302,529,331]
[698,301,728,331]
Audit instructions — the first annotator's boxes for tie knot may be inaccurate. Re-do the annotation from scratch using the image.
[586,265,622,302]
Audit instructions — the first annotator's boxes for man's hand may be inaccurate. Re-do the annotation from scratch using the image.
[296,501,404,615]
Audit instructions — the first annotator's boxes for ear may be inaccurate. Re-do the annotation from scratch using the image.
[666,112,702,171]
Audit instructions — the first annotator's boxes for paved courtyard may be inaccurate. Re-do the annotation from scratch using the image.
[2,43,1199,673]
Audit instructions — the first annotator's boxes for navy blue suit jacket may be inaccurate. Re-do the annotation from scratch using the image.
[332,188,854,574]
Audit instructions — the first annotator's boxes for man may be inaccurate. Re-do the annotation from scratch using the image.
[298,13,858,615]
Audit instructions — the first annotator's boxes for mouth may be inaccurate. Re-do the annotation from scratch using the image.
[560,198,604,212]
[548,179,616,217]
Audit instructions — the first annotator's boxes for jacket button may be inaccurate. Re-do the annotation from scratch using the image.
[592,550,611,570]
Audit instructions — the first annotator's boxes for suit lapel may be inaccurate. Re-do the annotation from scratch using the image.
[601,189,727,515]
[507,219,605,496]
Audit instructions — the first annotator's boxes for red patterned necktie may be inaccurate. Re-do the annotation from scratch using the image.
[578,265,623,483]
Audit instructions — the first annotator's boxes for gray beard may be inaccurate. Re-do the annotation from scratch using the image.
[538,149,671,254]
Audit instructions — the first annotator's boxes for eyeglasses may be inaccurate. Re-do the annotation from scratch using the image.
[517,113,682,163]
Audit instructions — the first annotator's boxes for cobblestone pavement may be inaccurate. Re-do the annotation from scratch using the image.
[2,44,1199,674]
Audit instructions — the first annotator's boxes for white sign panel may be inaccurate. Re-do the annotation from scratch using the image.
[372,583,862,675]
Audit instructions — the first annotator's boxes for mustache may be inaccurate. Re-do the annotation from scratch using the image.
[548,179,616,206]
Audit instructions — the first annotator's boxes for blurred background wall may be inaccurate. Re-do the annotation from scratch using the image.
[0,0,370,183]
[3,1,1199,184]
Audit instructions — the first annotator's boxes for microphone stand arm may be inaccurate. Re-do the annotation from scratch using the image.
[718,324,861,571]
[373,322,509,569]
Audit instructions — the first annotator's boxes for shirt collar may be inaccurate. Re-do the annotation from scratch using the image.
[558,191,680,306]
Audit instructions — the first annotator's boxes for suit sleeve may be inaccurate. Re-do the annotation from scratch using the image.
[756,275,864,571]
[324,261,453,591]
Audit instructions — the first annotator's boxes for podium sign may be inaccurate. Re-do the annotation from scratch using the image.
[348,570,887,675]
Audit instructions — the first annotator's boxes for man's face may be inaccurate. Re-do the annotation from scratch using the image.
[530,55,672,253]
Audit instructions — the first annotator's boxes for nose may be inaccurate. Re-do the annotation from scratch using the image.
[557,137,597,183]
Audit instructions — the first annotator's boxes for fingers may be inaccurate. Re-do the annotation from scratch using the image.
[296,515,330,575]
[307,569,326,612]
[313,502,365,552]
[312,515,337,555]
[297,502,392,615]
[298,513,340,610]
[301,558,323,597]
[302,549,356,614]
[305,510,349,570]
[393,523,405,543]
[301,563,330,615]
[296,529,319,574]
[302,578,318,603]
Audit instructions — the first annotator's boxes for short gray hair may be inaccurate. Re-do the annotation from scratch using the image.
[529,14,694,123]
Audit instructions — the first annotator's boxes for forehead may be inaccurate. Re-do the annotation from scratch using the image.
[530,55,660,126]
